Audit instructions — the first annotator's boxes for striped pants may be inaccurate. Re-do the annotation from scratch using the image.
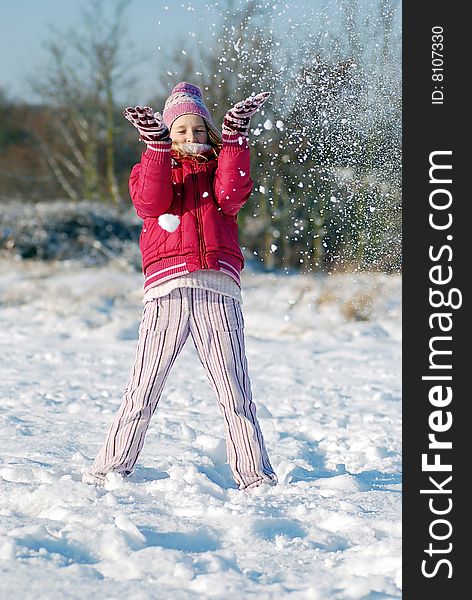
[90,287,277,490]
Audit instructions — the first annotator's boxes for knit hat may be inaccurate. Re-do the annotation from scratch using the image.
[163,82,221,141]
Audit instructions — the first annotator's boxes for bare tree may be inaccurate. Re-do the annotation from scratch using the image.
[29,0,139,206]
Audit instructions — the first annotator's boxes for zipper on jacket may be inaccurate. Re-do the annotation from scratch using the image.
[193,170,208,269]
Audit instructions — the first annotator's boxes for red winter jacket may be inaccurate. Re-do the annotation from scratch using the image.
[128,134,253,290]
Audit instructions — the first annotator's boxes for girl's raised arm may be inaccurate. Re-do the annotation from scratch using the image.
[123,106,174,218]
[214,92,270,216]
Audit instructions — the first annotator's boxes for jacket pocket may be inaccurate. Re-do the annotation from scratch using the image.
[139,297,170,333]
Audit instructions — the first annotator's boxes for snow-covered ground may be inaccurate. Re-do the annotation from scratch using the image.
[0,259,401,599]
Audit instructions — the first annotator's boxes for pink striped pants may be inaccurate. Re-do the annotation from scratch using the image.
[90,287,277,490]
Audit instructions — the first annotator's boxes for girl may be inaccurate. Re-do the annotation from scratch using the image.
[83,82,277,491]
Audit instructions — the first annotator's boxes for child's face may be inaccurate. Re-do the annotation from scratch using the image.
[170,114,208,144]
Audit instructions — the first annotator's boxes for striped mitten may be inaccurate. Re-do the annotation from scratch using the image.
[222,92,270,137]
[123,106,171,149]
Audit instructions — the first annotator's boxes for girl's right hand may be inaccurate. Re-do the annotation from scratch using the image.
[123,106,171,147]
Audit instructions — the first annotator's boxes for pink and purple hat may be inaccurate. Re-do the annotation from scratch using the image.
[163,82,221,141]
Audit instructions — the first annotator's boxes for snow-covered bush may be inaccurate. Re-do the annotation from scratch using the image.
[0,200,141,268]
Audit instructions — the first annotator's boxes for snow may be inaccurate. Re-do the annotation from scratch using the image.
[158,213,181,232]
[0,259,401,598]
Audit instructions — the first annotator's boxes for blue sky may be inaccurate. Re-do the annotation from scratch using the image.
[0,0,215,102]
[0,0,401,105]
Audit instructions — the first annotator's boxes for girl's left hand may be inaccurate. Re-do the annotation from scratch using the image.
[222,92,270,137]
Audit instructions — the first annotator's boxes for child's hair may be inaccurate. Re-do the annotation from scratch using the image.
[207,127,223,148]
